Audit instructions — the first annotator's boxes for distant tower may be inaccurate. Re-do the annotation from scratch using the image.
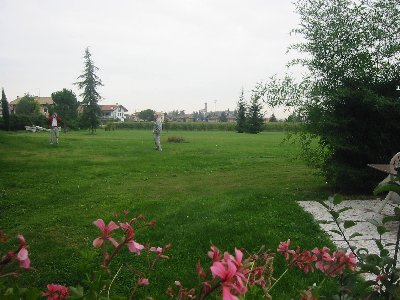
[214,100,217,112]
[204,102,207,113]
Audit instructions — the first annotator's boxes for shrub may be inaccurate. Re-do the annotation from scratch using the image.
[8,114,48,131]
[167,136,186,143]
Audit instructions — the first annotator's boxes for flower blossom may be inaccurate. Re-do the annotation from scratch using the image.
[120,222,144,254]
[210,248,248,300]
[277,239,295,260]
[278,240,317,273]
[150,243,171,259]
[208,244,221,262]
[312,247,356,277]
[138,277,149,286]
[300,289,317,300]
[92,219,119,248]
[16,235,30,269]
[42,284,70,300]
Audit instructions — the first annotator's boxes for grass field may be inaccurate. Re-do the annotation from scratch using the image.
[0,129,341,298]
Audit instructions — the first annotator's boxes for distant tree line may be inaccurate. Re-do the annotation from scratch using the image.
[235,88,264,134]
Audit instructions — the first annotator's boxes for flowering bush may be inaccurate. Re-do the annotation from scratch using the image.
[0,209,364,300]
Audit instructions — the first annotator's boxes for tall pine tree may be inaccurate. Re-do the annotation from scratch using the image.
[75,47,103,134]
[235,88,247,133]
[1,88,10,131]
[246,93,264,134]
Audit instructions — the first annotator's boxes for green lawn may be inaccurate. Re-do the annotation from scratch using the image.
[0,129,338,298]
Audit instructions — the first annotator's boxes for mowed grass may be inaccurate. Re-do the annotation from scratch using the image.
[0,129,336,298]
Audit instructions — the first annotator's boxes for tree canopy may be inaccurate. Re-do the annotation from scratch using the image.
[235,89,247,133]
[15,94,40,116]
[256,0,400,192]
[1,88,10,130]
[138,109,156,121]
[75,47,103,134]
[51,89,79,130]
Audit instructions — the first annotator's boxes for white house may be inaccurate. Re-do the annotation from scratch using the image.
[100,103,128,122]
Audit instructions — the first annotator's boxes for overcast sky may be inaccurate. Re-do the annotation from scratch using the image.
[0,0,302,118]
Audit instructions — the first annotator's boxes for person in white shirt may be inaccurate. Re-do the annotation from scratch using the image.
[48,112,61,144]
[153,114,163,151]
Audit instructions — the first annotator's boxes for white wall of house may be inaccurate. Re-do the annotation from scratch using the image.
[111,107,126,122]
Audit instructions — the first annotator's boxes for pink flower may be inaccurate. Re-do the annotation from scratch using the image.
[42,284,69,300]
[149,244,171,259]
[119,222,144,254]
[211,260,237,282]
[16,235,30,269]
[300,289,317,300]
[277,239,295,260]
[120,222,134,240]
[313,247,357,277]
[222,285,239,300]
[196,260,207,279]
[210,249,248,300]
[208,244,221,262]
[138,277,149,286]
[17,247,30,269]
[127,240,144,254]
[150,246,163,254]
[92,219,119,248]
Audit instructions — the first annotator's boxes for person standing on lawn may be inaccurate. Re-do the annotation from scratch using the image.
[48,112,61,144]
[153,113,163,151]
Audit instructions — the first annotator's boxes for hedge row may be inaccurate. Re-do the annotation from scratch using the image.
[114,121,301,131]
[0,117,301,132]
[0,114,48,131]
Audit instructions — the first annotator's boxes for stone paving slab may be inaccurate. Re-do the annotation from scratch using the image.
[299,199,400,281]
[298,199,400,258]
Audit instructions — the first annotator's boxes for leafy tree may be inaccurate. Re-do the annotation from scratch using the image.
[256,0,400,192]
[51,89,79,130]
[75,47,103,134]
[219,112,228,122]
[246,93,264,134]
[235,88,247,133]
[1,88,10,130]
[269,113,277,122]
[15,94,40,116]
[138,109,156,121]
[286,111,302,122]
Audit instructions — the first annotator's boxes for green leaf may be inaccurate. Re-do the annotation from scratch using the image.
[344,220,356,229]
[375,240,384,251]
[349,245,358,252]
[337,207,352,214]
[333,194,343,205]
[329,211,339,220]
[356,248,369,257]
[349,232,363,239]
[380,249,390,257]
[317,199,329,209]
[383,216,398,223]
[377,225,388,235]
[330,229,342,235]
[395,207,400,217]
[373,182,400,195]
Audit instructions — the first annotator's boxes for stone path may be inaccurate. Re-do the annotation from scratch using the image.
[298,199,400,260]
